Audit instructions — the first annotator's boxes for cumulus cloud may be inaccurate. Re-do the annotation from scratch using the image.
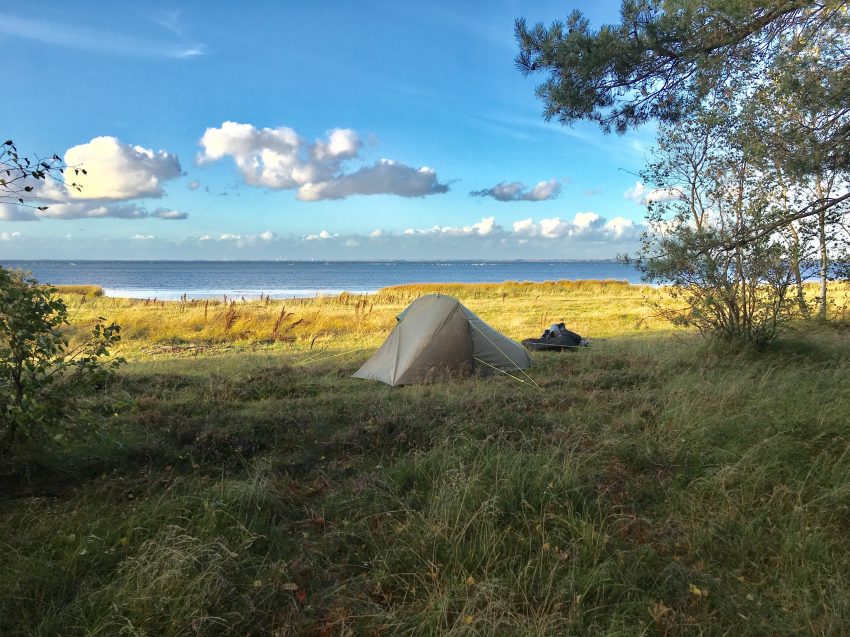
[298,160,448,201]
[294,213,640,250]
[208,230,278,248]
[28,212,644,259]
[0,231,21,241]
[624,181,686,205]
[512,212,638,241]
[194,213,636,253]
[187,180,201,190]
[604,216,637,238]
[305,230,337,241]
[469,178,562,202]
[197,121,449,201]
[402,216,498,237]
[2,136,186,222]
[56,136,182,200]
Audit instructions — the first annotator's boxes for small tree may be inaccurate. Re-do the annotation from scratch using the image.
[635,110,795,347]
[0,268,123,453]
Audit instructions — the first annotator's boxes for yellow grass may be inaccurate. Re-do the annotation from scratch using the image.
[60,280,674,359]
[58,279,850,360]
[55,284,104,297]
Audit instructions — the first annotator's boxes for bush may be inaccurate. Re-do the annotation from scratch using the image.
[0,268,123,455]
[634,110,795,348]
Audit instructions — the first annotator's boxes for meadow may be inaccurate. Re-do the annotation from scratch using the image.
[2,280,850,636]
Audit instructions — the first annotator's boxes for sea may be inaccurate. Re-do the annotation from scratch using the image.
[1,260,644,300]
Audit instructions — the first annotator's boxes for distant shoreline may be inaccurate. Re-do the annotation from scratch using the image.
[3,258,623,264]
[4,260,647,298]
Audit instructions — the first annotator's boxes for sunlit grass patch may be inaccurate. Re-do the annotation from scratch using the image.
[55,284,104,297]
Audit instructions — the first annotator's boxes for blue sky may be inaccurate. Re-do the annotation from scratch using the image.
[1,1,656,259]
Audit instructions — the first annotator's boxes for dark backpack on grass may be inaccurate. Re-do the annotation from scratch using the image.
[523,323,583,351]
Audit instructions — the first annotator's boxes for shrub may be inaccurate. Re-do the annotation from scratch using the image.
[0,268,123,455]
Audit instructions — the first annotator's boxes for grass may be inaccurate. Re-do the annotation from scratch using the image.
[56,280,676,361]
[2,281,850,635]
[54,284,104,297]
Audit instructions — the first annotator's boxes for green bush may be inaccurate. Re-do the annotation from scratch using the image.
[0,267,123,456]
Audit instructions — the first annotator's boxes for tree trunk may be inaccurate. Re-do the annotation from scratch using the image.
[787,224,810,318]
[815,176,829,320]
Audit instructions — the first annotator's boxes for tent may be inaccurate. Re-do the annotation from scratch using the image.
[352,294,532,386]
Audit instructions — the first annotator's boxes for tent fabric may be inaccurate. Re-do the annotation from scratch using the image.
[353,294,531,386]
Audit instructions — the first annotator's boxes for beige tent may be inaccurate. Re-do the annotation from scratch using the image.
[353,294,532,386]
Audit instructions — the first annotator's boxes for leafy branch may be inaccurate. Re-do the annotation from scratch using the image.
[0,139,84,210]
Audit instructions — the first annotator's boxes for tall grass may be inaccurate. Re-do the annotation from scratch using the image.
[56,280,678,359]
[55,280,850,361]
[1,283,849,634]
[55,284,104,297]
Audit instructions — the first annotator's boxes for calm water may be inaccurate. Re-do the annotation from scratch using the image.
[2,260,644,299]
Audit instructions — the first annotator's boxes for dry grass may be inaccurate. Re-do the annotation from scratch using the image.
[55,284,104,297]
[59,280,675,359]
[2,280,850,635]
[56,279,850,361]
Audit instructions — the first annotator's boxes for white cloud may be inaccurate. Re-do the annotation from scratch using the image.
[35,202,149,219]
[0,231,21,241]
[539,217,572,238]
[470,178,562,202]
[624,181,686,205]
[197,121,449,201]
[512,212,637,241]
[187,180,201,190]
[152,209,188,220]
[645,188,686,204]
[2,136,185,222]
[6,201,189,221]
[21,211,645,259]
[604,217,636,238]
[305,230,337,240]
[61,136,181,200]
[573,211,602,230]
[193,230,281,248]
[297,160,448,201]
[624,181,646,202]
[402,216,499,237]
